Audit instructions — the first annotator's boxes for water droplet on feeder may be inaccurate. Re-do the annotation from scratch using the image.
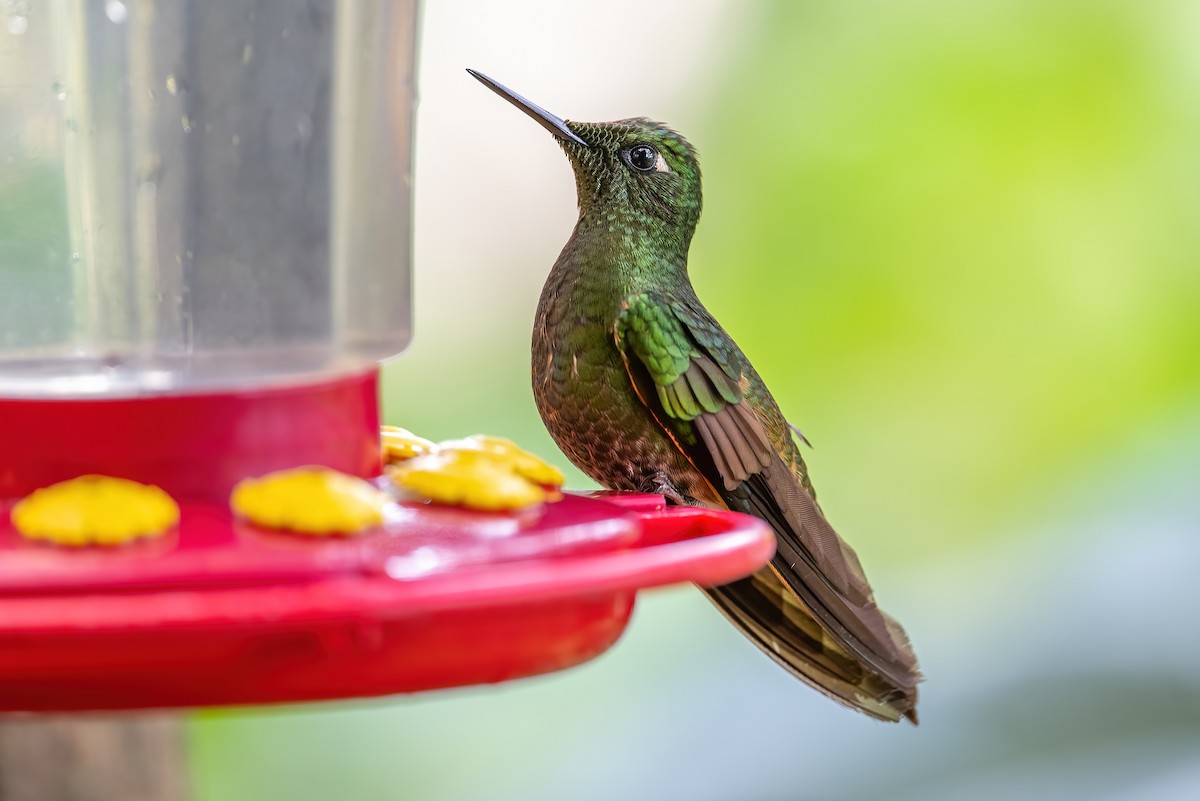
[104,0,127,24]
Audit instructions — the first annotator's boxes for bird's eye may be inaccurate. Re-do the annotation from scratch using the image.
[625,144,658,173]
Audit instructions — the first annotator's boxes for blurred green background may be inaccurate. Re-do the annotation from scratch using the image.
[190,0,1200,799]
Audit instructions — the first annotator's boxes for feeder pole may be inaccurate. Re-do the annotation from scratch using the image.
[0,715,188,801]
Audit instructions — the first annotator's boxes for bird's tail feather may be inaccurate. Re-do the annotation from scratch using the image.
[703,570,919,724]
[742,459,922,689]
[709,445,921,723]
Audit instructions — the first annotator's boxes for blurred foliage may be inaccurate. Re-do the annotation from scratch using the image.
[0,165,72,346]
[0,163,68,273]
[690,0,1200,557]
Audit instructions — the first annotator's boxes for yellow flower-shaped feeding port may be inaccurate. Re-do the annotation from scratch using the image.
[11,475,179,547]
[381,425,437,464]
[388,449,554,512]
[380,426,566,512]
[438,435,566,488]
[231,467,386,536]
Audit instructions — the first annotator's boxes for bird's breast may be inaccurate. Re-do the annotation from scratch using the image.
[531,286,683,492]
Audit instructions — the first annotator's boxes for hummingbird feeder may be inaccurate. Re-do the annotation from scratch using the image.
[0,1,771,712]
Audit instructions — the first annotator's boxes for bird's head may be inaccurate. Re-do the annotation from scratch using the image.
[469,70,703,251]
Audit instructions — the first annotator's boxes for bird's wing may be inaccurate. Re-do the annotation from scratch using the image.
[614,291,921,722]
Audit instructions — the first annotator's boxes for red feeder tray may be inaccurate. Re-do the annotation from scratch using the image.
[0,373,773,712]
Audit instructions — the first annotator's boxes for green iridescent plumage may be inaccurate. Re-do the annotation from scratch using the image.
[470,70,922,723]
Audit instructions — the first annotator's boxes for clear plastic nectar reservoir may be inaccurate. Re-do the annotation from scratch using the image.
[0,0,416,396]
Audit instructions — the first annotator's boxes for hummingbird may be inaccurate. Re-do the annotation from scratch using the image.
[468,69,922,723]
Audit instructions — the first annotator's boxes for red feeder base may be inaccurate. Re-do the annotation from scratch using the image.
[0,371,773,712]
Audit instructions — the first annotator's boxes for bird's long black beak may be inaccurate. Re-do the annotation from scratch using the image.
[467,69,590,148]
